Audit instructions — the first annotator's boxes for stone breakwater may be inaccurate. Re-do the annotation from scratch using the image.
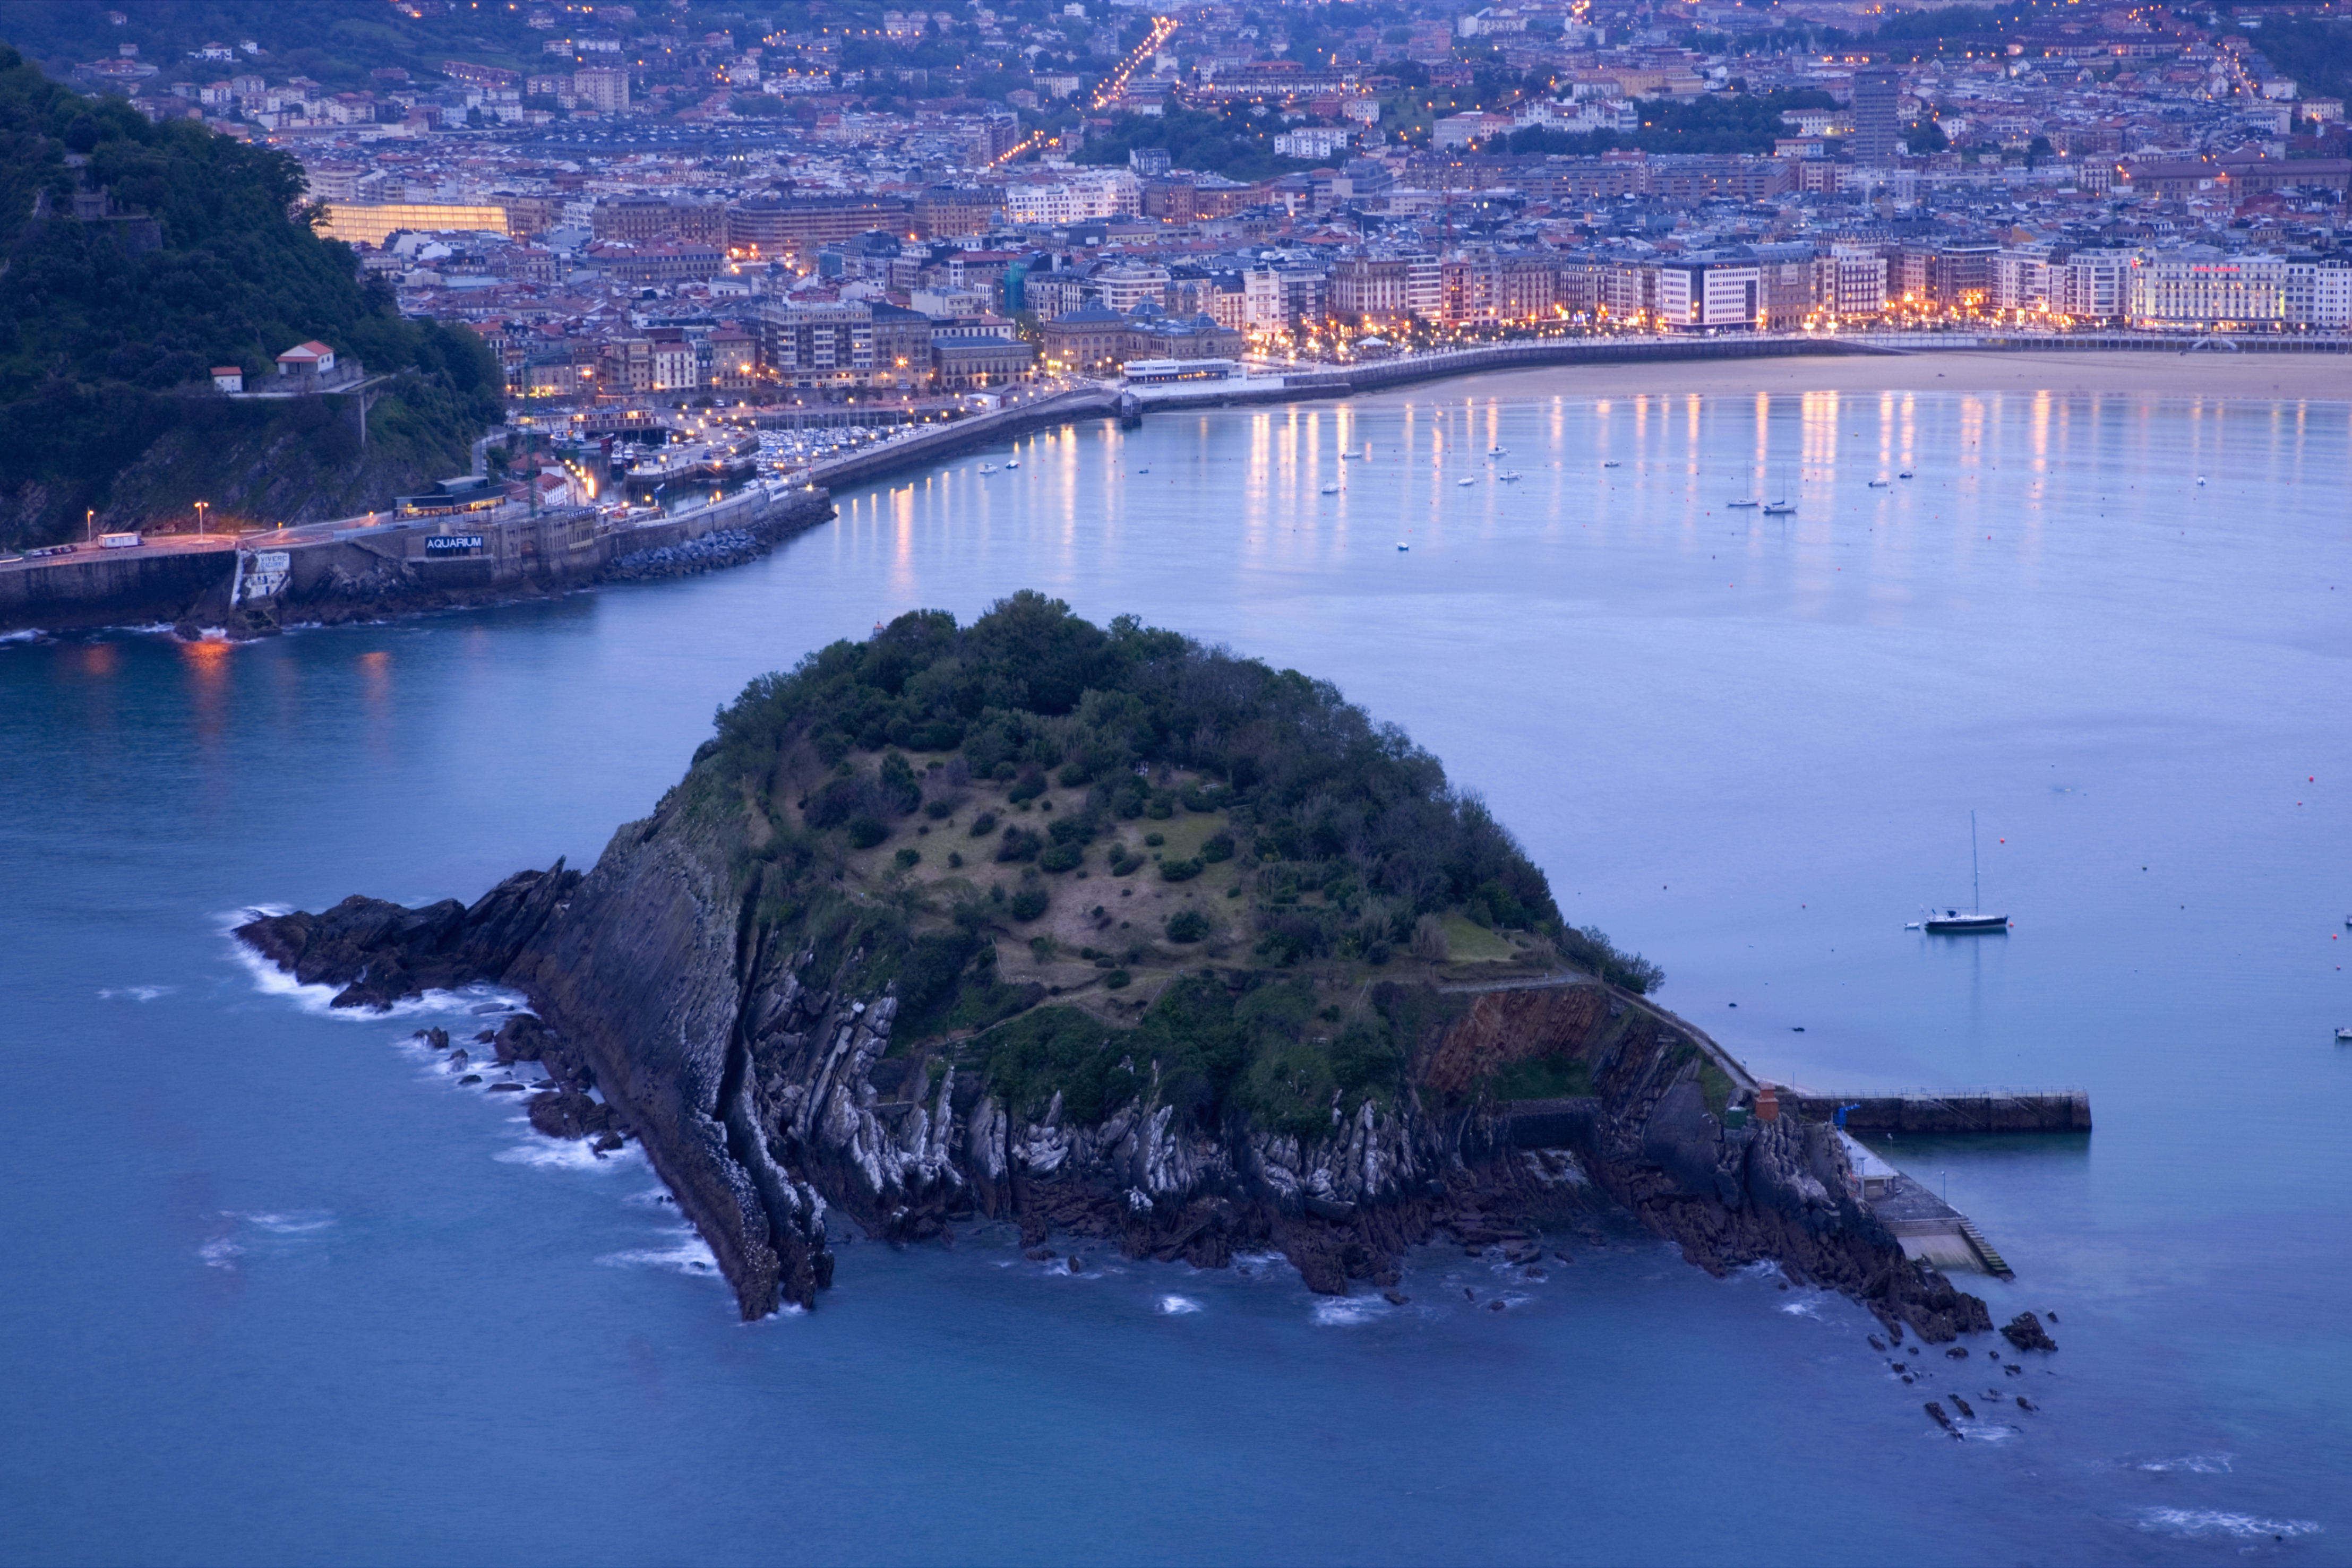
[603,528,766,582]
[239,851,1989,1341]
[0,485,834,636]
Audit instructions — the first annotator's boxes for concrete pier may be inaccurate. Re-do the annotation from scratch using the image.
[1791,1089,2091,1135]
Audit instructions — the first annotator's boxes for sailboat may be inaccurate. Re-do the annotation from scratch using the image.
[1922,812,2009,933]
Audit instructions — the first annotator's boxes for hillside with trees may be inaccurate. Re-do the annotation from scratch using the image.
[700,594,1661,1137]
[0,44,501,547]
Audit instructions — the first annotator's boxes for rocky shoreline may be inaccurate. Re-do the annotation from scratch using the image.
[237,864,1991,1341]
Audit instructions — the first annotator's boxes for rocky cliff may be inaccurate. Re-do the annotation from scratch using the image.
[237,598,1988,1338]
[240,851,1986,1339]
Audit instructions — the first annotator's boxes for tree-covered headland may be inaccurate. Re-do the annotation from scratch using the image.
[0,45,501,547]
[693,595,1663,1139]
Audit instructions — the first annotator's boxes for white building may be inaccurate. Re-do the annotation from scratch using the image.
[1655,261,1759,332]
[999,171,1139,225]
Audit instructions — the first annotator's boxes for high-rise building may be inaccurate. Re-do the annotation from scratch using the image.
[1850,68,1900,167]
[572,66,629,113]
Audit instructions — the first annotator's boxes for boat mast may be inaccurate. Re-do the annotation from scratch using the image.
[1971,810,1980,914]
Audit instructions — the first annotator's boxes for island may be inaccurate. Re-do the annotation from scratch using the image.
[238,592,1990,1341]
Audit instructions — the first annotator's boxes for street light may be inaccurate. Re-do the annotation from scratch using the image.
[194,501,209,536]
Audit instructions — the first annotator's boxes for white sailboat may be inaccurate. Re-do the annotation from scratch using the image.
[1919,813,2009,933]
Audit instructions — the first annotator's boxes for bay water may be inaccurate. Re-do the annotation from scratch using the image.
[3,383,2348,1565]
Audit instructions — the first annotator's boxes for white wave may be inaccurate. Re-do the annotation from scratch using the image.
[1310,1296,1388,1326]
[199,1238,244,1270]
[2133,1509,2320,1541]
[98,985,175,1002]
[598,1230,721,1277]
[2131,1453,2235,1475]
[234,1211,334,1235]
[1777,1295,1826,1319]
[1952,1420,2020,1444]
[0,628,44,644]
[622,1187,681,1210]
[1156,1295,1203,1315]
[495,1138,641,1173]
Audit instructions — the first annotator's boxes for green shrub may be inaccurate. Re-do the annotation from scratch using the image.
[1166,908,1211,943]
[894,847,921,869]
[947,850,964,869]
[1199,832,1235,863]
[847,816,888,849]
[1158,857,1204,883]
[1145,792,1175,819]
[1038,842,1084,873]
[1144,832,1166,847]
[1104,969,1131,989]
[1008,766,1048,804]
[924,798,956,820]
[996,827,1043,863]
[1008,886,1049,921]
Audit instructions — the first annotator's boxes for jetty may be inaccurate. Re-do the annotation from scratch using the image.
[1789,1088,2091,1135]
[1484,979,2086,1280]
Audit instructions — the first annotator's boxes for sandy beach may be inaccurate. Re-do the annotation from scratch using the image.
[1356,348,2352,405]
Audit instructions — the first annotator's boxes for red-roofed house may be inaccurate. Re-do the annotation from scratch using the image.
[275,340,336,378]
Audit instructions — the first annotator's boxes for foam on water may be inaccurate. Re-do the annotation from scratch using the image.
[2132,1509,2320,1541]
[2126,1452,2236,1474]
[598,1229,722,1278]
[1156,1295,1203,1315]
[98,985,174,1002]
[199,1210,335,1270]
[1310,1296,1389,1327]
[496,1137,642,1173]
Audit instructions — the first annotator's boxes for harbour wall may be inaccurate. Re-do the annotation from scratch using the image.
[1789,1089,2092,1134]
[0,545,239,634]
[0,482,835,635]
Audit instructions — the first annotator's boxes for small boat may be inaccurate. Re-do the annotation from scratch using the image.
[1925,909,2010,933]
[1727,499,1759,509]
[1320,484,1340,495]
[1762,501,1796,516]
[1396,541,1409,552]
[1602,461,1620,469]
[1898,471,1915,479]
[1489,445,1508,456]
[977,463,997,474]
[1922,812,2007,934]
[1498,471,1523,483]
[1136,467,1148,474]
[1457,477,1477,487]
[1868,479,1891,488]
[2336,1026,2352,1043]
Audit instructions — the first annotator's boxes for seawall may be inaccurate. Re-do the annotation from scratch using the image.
[0,543,239,633]
[0,483,836,636]
[1790,1089,2092,1134]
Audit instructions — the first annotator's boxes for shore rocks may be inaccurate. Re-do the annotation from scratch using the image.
[235,864,579,1011]
[602,529,765,582]
[528,1087,618,1142]
[236,862,1996,1337]
[2001,1311,2058,1351]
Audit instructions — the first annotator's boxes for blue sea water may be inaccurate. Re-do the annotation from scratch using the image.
[3,382,2349,1565]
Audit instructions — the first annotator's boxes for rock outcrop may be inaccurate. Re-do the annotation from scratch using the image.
[239,846,1989,1341]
